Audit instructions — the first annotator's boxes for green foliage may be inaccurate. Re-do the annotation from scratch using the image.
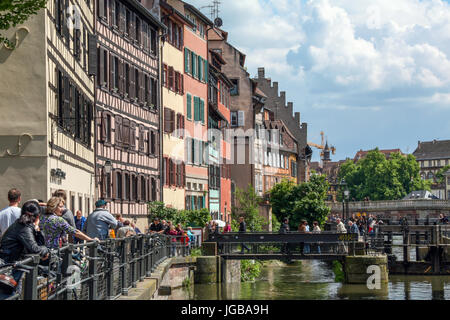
[0,0,48,48]
[182,277,192,288]
[240,260,262,282]
[332,260,345,282]
[270,176,330,230]
[189,247,202,257]
[231,184,266,231]
[271,213,281,232]
[337,149,431,201]
[148,202,211,227]
[436,165,450,184]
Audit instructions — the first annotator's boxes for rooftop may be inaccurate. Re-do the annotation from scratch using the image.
[413,139,450,160]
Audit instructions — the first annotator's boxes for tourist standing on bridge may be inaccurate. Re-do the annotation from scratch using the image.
[239,217,250,254]
[0,201,50,300]
[0,189,22,241]
[312,221,321,254]
[83,200,120,240]
[149,218,165,234]
[336,218,347,253]
[279,218,290,254]
[348,221,359,235]
[52,190,76,244]
[41,197,96,248]
[299,220,311,254]
[73,210,86,244]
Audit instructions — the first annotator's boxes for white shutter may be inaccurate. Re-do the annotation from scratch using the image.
[238,111,245,127]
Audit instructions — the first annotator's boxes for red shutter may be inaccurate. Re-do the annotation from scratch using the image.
[109,53,114,91]
[168,66,174,91]
[164,108,170,133]
[148,177,152,202]
[101,111,107,142]
[118,59,123,94]
[115,116,122,146]
[165,157,169,186]
[129,66,135,100]
[130,121,136,150]
[122,118,130,147]
[112,169,117,200]
[171,110,175,134]
[182,163,186,187]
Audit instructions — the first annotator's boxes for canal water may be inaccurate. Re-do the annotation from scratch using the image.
[168,260,450,300]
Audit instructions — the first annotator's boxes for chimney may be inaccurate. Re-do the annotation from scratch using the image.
[258,67,265,79]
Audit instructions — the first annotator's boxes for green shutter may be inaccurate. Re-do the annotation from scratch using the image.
[184,48,189,73]
[187,93,192,120]
[204,59,208,83]
[191,196,195,210]
[191,52,196,78]
[198,56,202,80]
[202,196,205,209]
[194,96,199,121]
[200,99,204,124]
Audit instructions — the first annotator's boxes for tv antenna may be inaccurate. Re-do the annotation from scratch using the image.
[199,0,221,23]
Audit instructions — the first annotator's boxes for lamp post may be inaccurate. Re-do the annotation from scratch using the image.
[340,179,348,220]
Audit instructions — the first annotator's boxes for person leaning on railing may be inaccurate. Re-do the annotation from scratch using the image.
[40,197,97,249]
[83,200,122,240]
[0,201,50,296]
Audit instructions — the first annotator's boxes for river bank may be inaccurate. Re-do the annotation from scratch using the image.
[167,259,450,300]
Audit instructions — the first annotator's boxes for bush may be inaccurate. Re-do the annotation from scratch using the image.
[240,259,262,282]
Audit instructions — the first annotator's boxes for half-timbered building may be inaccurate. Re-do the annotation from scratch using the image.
[0,0,96,213]
[95,0,166,229]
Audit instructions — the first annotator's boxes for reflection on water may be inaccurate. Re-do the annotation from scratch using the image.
[169,260,450,300]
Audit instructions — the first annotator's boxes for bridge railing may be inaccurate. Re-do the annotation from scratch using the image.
[207,232,365,259]
[0,233,196,300]
[327,199,450,212]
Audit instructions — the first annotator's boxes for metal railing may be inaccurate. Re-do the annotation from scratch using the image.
[0,233,199,300]
[327,199,450,212]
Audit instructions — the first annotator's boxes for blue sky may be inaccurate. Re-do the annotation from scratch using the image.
[187,0,450,161]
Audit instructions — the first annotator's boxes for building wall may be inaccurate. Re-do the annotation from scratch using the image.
[161,10,185,209]
[0,10,47,206]
[254,68,308,183]
[183,8,209,210]
[47,0,95,214]
[0,1,95,212]
[95,0,161,227]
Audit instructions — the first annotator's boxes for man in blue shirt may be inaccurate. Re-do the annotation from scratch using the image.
[0,189,22,240]
[73,210,87,243]
[83,200,122,240]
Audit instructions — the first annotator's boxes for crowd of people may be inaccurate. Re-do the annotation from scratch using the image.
[329,213,384,236]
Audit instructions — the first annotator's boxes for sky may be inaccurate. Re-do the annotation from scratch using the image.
[186,0,450,162]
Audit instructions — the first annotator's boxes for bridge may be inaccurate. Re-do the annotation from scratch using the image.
[206,232,362,261]
[327,199,450,220]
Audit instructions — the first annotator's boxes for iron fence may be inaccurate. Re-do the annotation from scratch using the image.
[0,233,197,300]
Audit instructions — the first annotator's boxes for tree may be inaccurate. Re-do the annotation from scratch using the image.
[231,184,265,231]
[436,165,450,184]
[0,0,48,48]
[270,175,330,230]
[337,149,431,201]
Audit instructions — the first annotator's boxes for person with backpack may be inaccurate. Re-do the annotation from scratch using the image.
[0,201,49,299]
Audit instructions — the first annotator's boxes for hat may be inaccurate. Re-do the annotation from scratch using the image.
[95,199,107,207]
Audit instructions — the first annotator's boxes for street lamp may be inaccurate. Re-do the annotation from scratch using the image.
[340,179,349,220]
[104,160,112,174]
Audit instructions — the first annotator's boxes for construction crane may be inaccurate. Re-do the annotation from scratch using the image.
[307,131,336,163]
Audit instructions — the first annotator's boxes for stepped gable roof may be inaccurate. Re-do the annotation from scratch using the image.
[413,139,450,160]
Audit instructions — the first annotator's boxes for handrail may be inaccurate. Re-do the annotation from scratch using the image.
[0,232,199,301]
[327,199,450,211]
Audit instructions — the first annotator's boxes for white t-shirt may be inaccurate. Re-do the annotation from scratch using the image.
[0,206,21,236]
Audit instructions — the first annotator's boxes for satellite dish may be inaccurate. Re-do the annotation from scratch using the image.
[214,17,223,27]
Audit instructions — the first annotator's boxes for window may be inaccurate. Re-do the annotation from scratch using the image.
[230,112,237,127]
[135,16,141,44]
[115,171,123,200]
[110,55,119,91]
[291,160,297,178]
[141,176,146,201]
[98,47,108,87]
[98,0,108,21]
[428,172,434,180]
[230,79,239,96]
[74,29,81,61]
[125,8,131,36]
[164,108,175,134]
[124,63,130,97]
[185,48,191,74]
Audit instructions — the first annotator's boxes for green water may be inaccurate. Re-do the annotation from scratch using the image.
[169,260,450,300]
